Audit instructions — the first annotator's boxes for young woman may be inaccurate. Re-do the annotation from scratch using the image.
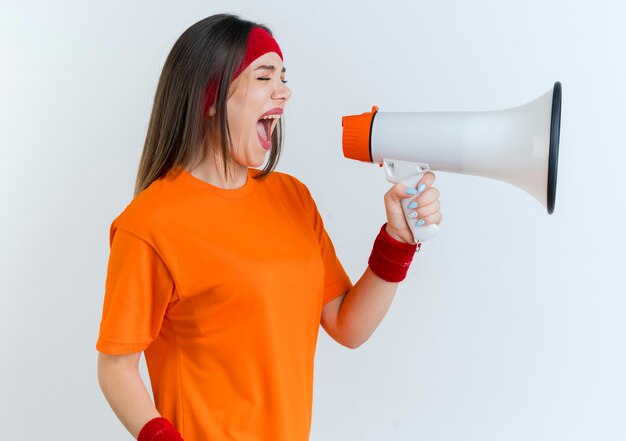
[96,13,442,441]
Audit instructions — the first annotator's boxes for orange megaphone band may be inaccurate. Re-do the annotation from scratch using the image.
[341,105,379,163]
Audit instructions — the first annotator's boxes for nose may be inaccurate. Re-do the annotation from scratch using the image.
[272,80,291,102]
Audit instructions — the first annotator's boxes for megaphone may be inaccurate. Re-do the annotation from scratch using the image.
[341,81,562,243]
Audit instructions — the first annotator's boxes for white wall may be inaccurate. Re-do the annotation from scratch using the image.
[1,0,624,439]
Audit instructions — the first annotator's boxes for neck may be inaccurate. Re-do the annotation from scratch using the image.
[186,155,248,189]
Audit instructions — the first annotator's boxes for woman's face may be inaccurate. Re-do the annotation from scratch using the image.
[222,51,291,168]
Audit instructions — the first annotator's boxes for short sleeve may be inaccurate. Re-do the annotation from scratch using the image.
[96,227,177,355]
[296,181,353,305]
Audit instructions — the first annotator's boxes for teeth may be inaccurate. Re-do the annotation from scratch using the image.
[259,114,281,120]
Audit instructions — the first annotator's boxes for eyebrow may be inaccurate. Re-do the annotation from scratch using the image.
[253,65,287,73]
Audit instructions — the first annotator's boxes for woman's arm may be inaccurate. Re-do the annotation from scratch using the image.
[97,351,161,439]
[323,173,442,349]
[324,266,400,349]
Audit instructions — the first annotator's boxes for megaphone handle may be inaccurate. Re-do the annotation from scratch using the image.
[398,173,440,243]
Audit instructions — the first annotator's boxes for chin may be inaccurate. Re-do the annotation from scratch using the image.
[252,158,266,168]
[244,154,265,168]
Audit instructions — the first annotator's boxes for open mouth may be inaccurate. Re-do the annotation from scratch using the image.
[256,114,280,150]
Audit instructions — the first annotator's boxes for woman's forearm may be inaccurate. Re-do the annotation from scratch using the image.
[336,266,400,349]
[97,353,161,439]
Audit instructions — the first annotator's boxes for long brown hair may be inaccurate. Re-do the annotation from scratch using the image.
[133,14,285,197]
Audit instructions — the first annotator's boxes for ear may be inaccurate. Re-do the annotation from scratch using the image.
[207,103,217,117]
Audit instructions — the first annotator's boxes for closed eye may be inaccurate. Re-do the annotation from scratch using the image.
[258,77,288,84]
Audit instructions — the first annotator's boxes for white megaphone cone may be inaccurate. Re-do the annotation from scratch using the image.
[341,81,562,243]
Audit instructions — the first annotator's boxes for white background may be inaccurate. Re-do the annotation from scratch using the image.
[1,1,625,440]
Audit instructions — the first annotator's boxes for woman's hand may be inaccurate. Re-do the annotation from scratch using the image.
[383,172,442,245]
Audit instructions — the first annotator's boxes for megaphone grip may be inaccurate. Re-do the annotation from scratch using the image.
[399,173,440,243]
[383,160,440,243]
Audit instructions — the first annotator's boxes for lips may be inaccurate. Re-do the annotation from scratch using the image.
[256,108,283,150]
[261,107,283,118]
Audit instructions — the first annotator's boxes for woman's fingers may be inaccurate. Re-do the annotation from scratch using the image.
[406,186,439,207]
[418,171,436,188]
[407,199,441,225]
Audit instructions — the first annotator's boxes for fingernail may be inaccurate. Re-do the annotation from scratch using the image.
[406,188,418,194]
[408,201,418,209]
[417,183,426,193]
[415,219,425,226]
[408,211,418,219]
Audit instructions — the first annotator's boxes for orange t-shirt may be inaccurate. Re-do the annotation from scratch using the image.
[96,165,353,441]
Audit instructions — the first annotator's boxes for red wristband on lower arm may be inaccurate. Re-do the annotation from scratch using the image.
[137,417,184,441]
[368,223,419,283]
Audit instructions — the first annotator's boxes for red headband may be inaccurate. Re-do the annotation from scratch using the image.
[203,27,283,115]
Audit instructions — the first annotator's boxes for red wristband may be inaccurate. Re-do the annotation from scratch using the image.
[137,417,184,441]
[368,223,419,282]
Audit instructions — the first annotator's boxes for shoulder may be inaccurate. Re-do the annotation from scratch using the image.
[108,178,172,246]
[253,168,313,200]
